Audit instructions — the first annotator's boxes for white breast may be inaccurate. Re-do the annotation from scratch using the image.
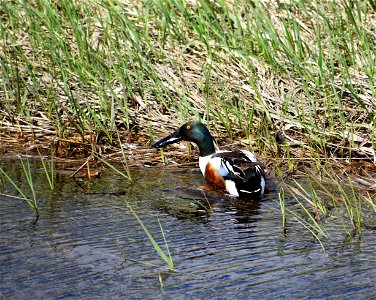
[198,150,231,177]
[199,155,211,176]
[199,153,240,197]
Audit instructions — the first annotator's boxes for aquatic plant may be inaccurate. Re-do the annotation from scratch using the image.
[278,182,328,250]
[125,202,175,272]
[278,187,286,229]
[309,169,365,237]
[98,157,173,270]
[39,151,55,190]
[0,159,39,217]
[279,163,374,245]
[96,153,132,182]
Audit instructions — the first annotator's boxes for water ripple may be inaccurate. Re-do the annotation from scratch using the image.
[0,165,375,299]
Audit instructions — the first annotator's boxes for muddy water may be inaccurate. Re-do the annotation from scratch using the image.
[1,160,375,299]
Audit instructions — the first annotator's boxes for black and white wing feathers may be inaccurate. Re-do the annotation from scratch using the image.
[212,151,265,196]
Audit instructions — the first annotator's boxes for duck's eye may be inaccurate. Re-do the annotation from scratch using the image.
[186,125,191,130]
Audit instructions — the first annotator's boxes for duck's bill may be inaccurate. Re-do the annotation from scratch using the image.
[152,130,183,148]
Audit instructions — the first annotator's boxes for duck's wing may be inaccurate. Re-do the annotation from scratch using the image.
[211,151,265,183]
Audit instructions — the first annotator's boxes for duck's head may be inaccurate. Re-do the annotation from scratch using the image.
[152,121,215,156]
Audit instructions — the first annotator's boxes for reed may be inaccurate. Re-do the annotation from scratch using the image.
[281,163,373,241]
[39,151,55,190]
[278,187,287,229]
[281,182,329,250]
[96,157,173,270]
[124,201,175,271]
[96,149,132,182]
[0,0,373,162]
[310,170,365,237]
[0,159,39,216]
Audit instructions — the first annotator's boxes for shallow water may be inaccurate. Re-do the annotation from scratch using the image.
[1,160,375,299]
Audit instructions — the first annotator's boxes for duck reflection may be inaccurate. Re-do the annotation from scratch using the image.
[156,186,262,225]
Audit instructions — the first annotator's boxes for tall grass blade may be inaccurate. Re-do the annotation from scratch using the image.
[39,151,55,190]
[124,201,175,271]
[0,160,39,216]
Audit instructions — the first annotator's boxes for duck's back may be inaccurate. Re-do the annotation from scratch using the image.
[199,150,266,197]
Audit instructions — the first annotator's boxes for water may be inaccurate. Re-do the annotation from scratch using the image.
[1,160,375,299]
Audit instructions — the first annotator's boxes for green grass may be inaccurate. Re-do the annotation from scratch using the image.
[278,187,287,229]
[39,150,55,190]
[310,170,364,237]
[125,202,175,271]
[0,159,39,216]
[278,167,375,245]
[0,156,175,270]
[0,0,373,160]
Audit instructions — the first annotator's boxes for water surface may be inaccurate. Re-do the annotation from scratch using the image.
[1,160,375,299]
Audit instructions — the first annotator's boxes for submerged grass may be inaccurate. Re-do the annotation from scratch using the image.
[310,170,365,237]
[278,187,287,229]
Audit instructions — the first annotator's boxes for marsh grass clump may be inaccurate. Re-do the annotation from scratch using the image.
[0,153,59,216]
[278,165,375,246]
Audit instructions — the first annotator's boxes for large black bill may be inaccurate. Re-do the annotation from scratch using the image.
[152,130,183,148]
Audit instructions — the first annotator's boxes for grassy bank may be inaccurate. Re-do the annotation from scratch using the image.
[0,1,375,186]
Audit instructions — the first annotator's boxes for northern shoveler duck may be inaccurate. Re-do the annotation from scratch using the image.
[152,121,267,198]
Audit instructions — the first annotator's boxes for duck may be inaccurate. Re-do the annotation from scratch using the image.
[152,121,267,198]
